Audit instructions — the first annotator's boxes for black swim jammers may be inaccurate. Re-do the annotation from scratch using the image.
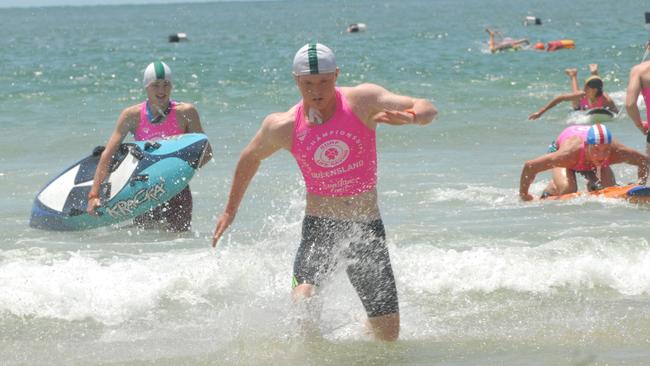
[134,186,192,232]
[292,216,399,318]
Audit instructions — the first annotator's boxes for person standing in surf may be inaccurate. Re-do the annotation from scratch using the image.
[528,65,618,120]
[519,124,647,201]
[625,38,650,142]
[87,61,212,232]
[211,43,437,341]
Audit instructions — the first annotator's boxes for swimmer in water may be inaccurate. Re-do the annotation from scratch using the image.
[529,65,619,120]
[486,28,529,53]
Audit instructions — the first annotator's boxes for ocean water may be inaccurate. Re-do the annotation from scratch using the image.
[2,0,650,364]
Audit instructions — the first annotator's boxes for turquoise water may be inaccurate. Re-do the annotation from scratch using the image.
[2,0,650,364]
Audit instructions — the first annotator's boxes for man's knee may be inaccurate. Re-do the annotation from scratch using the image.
[554,180,577,195]
[292,283,315,302]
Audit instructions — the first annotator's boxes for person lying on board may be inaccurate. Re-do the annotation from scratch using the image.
[519,124,647,201]
[529,65,618,120]
[486,28,529,53]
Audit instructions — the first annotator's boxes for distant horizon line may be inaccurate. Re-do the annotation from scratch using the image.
[0,0,280,10]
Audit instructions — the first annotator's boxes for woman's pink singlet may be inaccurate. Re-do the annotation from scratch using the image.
[134,101,183,141]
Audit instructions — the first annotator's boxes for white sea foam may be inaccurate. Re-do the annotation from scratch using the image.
[0,248,289,325]
[2,232,649,327]
[420,184,518,206]
[396,237,650,296]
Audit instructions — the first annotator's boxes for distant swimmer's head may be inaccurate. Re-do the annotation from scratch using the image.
[534,42,545,50]
[143,61,172,88]
[584,75,603,97]
[292,43,338,76]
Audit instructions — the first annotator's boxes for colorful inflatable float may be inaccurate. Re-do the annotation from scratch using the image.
[546,39,575,52]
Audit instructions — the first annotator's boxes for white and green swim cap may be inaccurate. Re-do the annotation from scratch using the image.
[292,43,337,76]
[143,61,172,87]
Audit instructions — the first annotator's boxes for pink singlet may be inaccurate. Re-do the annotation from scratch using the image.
[643,87,650,122]
[577,95,604,110]
[291,88,377,197]
[134,100,183,141]
[555,125,610,171]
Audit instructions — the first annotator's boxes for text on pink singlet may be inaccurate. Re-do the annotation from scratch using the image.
[290,89,377,197]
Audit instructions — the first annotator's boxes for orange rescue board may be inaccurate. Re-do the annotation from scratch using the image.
[541,184,650,203]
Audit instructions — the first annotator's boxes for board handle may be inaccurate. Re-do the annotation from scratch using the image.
[129,174,149,186]
[119,143,145,160]
[144,141,162,151]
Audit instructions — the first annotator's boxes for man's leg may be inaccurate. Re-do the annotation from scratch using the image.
[346,220,400,341]
[292,216,343,336]
[367,313,400,341]
[551,167,578,195]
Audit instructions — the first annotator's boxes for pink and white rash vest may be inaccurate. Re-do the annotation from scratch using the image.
[291,88,377,197]
[556,125,610,171]
[134,100,183,141]
[577,95,604,110]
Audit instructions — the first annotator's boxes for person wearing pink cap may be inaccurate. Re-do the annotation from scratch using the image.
[519,124,647,201]
[211,43,437,341]
[87,61,212,232]
[625,38,650,143]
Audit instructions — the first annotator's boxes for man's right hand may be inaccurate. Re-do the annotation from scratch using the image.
[87,197,101,216]
[212,212,235,248]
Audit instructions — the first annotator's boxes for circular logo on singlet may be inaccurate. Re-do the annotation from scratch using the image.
[314,139,350,168]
